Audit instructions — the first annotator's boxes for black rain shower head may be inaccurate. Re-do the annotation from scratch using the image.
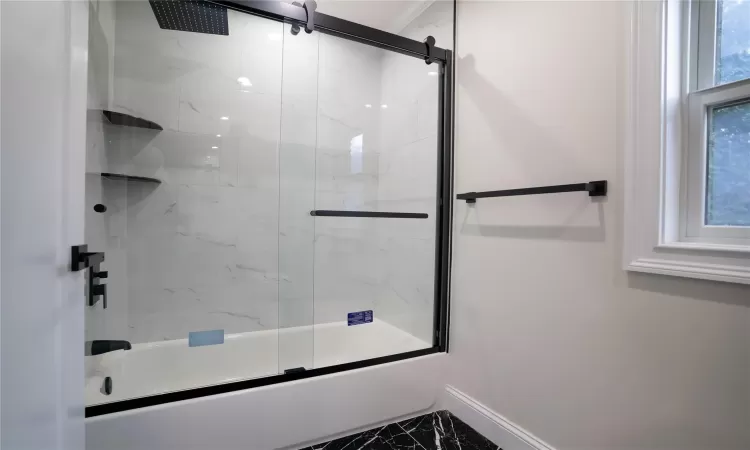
[149,0,229,36]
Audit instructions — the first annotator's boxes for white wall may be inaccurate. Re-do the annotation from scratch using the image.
[1,1,88,449]
[449,2,750,450]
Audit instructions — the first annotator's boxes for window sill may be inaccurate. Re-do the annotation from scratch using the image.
[627,257,750,285]
[656,241,750,255]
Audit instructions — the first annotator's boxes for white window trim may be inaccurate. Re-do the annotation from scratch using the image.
[623,0,750,285]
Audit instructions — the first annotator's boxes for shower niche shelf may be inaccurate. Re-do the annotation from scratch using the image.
[100,173,162,184]
[101,110,163,131]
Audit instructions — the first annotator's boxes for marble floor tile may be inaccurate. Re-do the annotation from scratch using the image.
[398,411,500,450]
[298,410,501,450]
[303,423,417,450]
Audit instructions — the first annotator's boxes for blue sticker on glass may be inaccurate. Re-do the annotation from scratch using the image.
[347,310,373,326]
[189,329,224,347]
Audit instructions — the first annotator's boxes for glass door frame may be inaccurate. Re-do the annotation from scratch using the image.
[86,0,453,418]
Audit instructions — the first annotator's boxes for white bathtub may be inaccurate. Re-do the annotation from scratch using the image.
[85,319,429,406]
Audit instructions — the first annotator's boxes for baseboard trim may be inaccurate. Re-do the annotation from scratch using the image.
[443,385,555,450]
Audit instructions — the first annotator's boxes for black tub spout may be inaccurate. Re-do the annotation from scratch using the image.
[87,340,132,356]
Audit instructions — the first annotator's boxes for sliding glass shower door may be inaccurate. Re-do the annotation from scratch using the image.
[84,0,449,416]
[277,31,440,371]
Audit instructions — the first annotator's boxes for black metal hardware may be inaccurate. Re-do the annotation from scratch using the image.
[210,1,449,63]
[102,110,163,131]
[289,0,316,35]
[71,245,103,272]
[92,284,107,309]
[103,377,113,396]
[93,204,107,213]
[290,6,301,35]
[87,347,439,417]
[303,0,316,33]
[424,36,436,64]
[149,0,229,36]
[88,340,132,356]
[71,245,108,308]
[284,367,306,374]
[457,180,608,204]
[433,50,453,353]
[310,210,428,219]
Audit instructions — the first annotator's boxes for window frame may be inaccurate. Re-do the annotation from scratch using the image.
[622,0,750,285]
[683,0,750,245]
[684,80,750,244]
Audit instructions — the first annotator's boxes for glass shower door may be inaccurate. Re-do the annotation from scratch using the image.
[85,0,291,408]
[298,34,440,368]
[277,29,440,371]
[84,0,448,413]
[277,23,319,374]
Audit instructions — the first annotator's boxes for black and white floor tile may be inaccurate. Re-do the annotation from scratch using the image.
[298,410,501,450]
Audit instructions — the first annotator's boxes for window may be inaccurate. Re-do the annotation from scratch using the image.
[685,0,750,245]
[623,0,750,285]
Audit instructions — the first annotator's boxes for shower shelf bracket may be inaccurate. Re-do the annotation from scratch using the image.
[100,173,162,184]
[457,180,608,203]
[101,110,163,131]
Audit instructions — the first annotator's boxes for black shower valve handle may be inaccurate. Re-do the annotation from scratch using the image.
[71,245,109,308]
[71,245,104,272]
[92,284,107,309]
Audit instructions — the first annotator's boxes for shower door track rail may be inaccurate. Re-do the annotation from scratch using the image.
[87,0,453,418]
[86,348,440,417]
[209,0,450,63]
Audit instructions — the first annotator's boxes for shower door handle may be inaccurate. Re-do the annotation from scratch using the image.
[310,210,428,219]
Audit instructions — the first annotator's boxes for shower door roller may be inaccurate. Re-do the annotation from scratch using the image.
[290,0,316,35]
[71,244,108,308]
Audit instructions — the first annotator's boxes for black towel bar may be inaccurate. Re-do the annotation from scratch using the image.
[310,210,428,219]
[457,180,607,203]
